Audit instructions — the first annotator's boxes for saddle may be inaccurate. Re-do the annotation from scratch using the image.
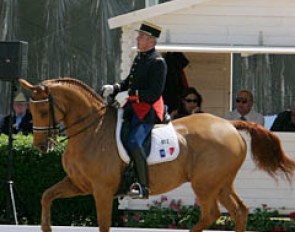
[115,109,180,196]
[116,109,179,165]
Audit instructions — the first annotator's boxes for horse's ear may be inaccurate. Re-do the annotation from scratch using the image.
[18,79,49,96]
[19,79,34,91]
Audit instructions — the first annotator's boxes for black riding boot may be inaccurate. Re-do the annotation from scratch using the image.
[129,147,149,199]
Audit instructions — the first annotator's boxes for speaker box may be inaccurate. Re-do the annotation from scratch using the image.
[0,41,28,81]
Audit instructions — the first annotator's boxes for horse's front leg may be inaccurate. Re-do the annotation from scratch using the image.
[41,176,86,232]
[93,187,115,232]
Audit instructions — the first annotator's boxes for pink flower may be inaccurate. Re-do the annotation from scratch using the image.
[152,200,160,206]
[290,211,295,218]
[121,215,128,223]
[161,195,168,202]
[270,227,287,232]
[261,204,268,209]
[132,214,141,222]
[169,199,181,212]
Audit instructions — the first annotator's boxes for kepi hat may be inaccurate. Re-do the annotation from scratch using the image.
[136,21,162,38]
[14,92,27,103]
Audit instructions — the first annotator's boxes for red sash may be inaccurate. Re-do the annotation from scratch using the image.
[131,96,164,121]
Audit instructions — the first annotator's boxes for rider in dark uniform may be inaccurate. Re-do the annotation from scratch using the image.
[102,22,167,198]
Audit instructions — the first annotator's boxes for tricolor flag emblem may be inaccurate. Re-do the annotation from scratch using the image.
[169,147,175,155]
[160,149,166,158]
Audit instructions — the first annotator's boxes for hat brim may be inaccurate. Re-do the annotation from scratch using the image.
[135,29,155,37]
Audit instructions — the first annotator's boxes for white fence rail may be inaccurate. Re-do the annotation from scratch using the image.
[0,225,230,232]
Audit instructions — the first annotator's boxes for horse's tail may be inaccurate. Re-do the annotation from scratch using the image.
[231,120,295,182]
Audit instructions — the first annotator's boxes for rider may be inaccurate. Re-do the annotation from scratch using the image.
[102,21,167,199]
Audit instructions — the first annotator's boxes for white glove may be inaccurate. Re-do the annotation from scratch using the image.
[101,85,114,98]
[115,91,129,107]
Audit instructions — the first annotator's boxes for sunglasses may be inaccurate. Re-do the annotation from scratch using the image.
[184,99,198,103]
[236,98,248,104]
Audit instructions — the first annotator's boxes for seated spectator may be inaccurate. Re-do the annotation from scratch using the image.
[170,87,203,120]
[1,92,33,135]
[270,104,295,132]
[224,90,264,126]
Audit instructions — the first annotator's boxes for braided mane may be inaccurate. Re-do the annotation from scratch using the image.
[43,77,105,109]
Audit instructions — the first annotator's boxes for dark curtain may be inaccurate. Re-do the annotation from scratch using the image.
[233,54,295,115]
[0,0,145,115]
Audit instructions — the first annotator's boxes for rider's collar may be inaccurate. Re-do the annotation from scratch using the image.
[138,47,155,57]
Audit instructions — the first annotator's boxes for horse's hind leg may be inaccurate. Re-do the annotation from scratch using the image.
[191,197,221,232]
[41,176,85,232]
[218,184,248,232]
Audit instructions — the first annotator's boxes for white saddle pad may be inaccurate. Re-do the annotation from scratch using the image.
[116,109,180,165]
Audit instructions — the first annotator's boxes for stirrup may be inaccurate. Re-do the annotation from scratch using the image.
[129,182,149,199]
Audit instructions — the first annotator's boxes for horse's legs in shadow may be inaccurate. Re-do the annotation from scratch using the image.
[92,187,114,232]
[41,176,86,232]
[218,183,249,232]
[190,184,221,232]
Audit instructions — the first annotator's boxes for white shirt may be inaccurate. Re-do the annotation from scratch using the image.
[224,109,264,126]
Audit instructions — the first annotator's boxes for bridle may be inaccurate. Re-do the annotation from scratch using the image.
[30,93,106,144]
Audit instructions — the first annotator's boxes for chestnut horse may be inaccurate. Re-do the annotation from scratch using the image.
[19,78,295,232]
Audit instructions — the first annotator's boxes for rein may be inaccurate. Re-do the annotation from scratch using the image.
[59,110,105,143]
[30,94,106,143]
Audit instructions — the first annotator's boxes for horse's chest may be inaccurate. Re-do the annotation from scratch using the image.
[62,154,88,182]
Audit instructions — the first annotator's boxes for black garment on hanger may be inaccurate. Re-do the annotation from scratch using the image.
[163,52,189,113]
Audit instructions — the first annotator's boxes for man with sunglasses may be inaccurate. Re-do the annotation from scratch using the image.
[224,90,264,126]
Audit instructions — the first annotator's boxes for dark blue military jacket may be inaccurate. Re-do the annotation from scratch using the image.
[118,48,167,123]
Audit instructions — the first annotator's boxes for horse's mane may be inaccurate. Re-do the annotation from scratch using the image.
[43,77,105,109]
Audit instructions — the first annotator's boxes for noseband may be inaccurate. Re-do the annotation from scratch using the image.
[30,94,64,145]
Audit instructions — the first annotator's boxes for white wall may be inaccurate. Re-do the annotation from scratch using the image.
[118,0,295,114]
[154,0,295,46]
[119,132,295,214]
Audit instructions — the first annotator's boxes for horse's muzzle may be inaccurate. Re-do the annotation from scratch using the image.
[35,139,54,153]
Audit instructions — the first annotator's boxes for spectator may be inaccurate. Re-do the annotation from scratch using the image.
[270,104,295,132]
[1,92,33,135]
[170,87,203,120]
[224,90,264,126]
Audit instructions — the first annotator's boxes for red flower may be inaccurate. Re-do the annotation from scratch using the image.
[270,227,288,232]
[290,211,295,218]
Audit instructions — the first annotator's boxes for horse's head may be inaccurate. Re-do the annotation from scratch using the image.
[19,79,64,152]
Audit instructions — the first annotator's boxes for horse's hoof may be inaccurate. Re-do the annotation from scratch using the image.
[41,225,52,232]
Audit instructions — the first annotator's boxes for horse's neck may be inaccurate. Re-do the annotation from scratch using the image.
[97,107,117,135]
[53,88,102,136]
[65,107,117,154]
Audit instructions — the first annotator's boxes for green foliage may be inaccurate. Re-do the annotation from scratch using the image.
[121,198,201,229]
[0,134,119,226]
